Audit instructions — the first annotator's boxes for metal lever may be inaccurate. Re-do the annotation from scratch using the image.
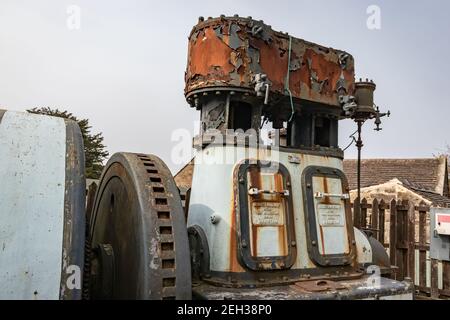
[249,187,290,197]
[314,192,350,200]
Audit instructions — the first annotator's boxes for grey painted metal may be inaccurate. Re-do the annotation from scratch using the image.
[0,111,86,300]
[0,111,67,300]
[187,145,356,273]
[59,119,86,300]
[354,228,372,264]
[430,207,450,262]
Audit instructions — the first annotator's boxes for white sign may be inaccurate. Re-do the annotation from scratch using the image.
[436,213,450,236]
[251,202,284,226]
[317,204,344,227]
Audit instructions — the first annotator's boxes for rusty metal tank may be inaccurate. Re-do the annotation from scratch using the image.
[185,15,355,109]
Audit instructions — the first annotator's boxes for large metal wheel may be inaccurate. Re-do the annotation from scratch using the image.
[87,153,191,300]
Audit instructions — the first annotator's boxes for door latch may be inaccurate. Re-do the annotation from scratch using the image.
[249,188,290,197]
[314,192,350,200]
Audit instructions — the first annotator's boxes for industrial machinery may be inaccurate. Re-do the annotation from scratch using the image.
[0,16,413,300]
[85,16,411,300]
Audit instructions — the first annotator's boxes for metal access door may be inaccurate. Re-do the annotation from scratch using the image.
[236,161,297,271]
[302,166,355,267]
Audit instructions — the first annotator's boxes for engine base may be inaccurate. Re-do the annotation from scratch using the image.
[192,276,413,300]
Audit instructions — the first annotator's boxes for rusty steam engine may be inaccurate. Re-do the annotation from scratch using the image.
[0,15,411,300]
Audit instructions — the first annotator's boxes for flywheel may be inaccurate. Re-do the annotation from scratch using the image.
[87,153,191,299]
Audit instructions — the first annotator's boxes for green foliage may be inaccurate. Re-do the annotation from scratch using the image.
[27,107,109,179]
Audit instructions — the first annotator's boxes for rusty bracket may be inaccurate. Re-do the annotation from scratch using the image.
[292,279,348,293]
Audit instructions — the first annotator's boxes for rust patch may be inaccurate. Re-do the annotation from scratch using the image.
[229,166,245,273]
[185,16,355,107]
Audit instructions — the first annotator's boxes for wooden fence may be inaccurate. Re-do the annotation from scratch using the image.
[352,198,450,299]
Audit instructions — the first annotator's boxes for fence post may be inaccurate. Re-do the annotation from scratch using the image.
[389,199,397,269]
[371,199,379,240]
[379,199,386,245]
[417,202,428,290]
[406,201,416,283]
[361,198,368,229]
[354,197,361,229]
[444,262,450,297]
[431,259,440,299]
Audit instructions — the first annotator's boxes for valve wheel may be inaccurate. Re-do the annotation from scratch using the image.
[87,153,191,299]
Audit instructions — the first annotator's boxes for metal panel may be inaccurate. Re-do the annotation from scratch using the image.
[187,145,348,275]
[0,111,66,300]
[312,177,349,255]
[430,208,450,262]
[236,161,296,271]
[354,228,373,264]
[302,166,355,267]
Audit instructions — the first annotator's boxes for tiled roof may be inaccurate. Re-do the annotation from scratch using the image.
[400,179,450,208]
[174,159,194,190]
[343,158,446,193]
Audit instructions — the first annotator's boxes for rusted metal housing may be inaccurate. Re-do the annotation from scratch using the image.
[185,16,355,109]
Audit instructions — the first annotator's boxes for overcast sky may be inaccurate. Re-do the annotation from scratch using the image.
[1,0,449,173]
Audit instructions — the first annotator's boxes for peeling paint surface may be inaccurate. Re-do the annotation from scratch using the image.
[0,111,66,299]
[185,16,355,107]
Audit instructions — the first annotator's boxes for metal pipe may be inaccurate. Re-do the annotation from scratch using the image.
[356,120,364,203]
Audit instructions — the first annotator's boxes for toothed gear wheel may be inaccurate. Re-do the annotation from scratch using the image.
[87,153,191,299]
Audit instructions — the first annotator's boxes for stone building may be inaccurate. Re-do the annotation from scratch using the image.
[343,157,450,208]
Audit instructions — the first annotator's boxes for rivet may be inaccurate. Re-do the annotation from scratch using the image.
[312,240,317,246]
[215,91,221,95]
[352,240,356,246]
[307,183,312,188]
[258,278,265,283]
[291,241,296,247]
[204,274,211,279]
[241,240,248,248]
